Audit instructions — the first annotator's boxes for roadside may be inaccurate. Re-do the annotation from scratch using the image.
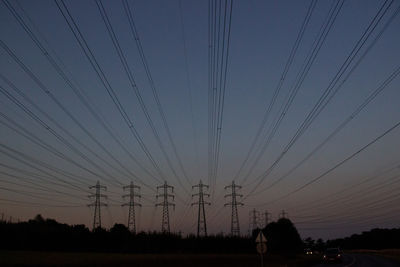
[348,249,400,263]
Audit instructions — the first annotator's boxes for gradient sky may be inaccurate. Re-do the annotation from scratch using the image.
[1,0,400,240]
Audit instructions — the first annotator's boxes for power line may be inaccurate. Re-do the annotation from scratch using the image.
[54,0,165,184]
[293,173,400,219]
[208,0,234,199]
[95,0,190,194]
[0,143,91,193]
[178,0,200,173]
[233,0,318,183]
[2,0,157,189]
[0,50,122,186]
[243,0,397,196]
[0,171,89,201]
[238,0,345,187]
[252,62,400,196]
[290,162,400,213]
[263,118,400,206]
[0,85,117,186]
[5,0,160,187]
[122,0,194,189]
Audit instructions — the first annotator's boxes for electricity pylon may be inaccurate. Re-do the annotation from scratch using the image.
[88,181,107,230]
[156,181,175,233]
[192,180,210,237]
[249,208,260,234]
[224,181,243,236]
[262,211,271,228]
[122,181,141,233]
[279,210,288,219]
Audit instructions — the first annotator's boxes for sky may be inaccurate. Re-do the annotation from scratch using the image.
[0,0,400,240]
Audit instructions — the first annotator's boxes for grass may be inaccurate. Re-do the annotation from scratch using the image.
[0,250,320,267]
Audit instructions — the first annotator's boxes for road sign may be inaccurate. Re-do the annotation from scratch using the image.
[256,231,267,243]
[256,242,267,254]
[255,231,267,267]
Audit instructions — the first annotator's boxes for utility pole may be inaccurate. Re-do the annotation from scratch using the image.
[192,180,211,237]
[88,181,107,230]
[224,181,244,236]
[122,181,141,233]
[249,208,260,234]
[156,181,175,233]
[262,211,270,228]
[279,210,288,219]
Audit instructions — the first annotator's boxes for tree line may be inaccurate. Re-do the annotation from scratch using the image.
[2,214,398,253]
[0,215,303,254]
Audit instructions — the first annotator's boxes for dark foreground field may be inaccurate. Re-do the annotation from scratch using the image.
[0,251,320,267]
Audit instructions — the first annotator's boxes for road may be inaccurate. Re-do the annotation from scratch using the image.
[313,253,399,267]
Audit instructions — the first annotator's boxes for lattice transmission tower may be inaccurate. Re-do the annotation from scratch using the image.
[279,210,288,219]
[88,181,107,230]
[262,211,271,228]
[156,181,175,233]
[122,181,141,233]
[224,181,243,236]
[249,208,260,234]
[192,180,210,237]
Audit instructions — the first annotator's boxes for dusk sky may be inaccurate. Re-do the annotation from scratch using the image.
[1,0,400,240]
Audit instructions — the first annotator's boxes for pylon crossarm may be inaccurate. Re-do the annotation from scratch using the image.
[126,203,142,207]
[123,185,140,190]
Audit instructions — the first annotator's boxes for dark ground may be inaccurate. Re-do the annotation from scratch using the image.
[0,250,320,267]
[313,253,400,267]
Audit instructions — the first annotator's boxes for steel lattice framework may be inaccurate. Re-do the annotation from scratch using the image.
[225,181,243,236]
[88,181,107,230]
[192,180,210,237]
[122,181,141,233]
[156,181,175,233]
